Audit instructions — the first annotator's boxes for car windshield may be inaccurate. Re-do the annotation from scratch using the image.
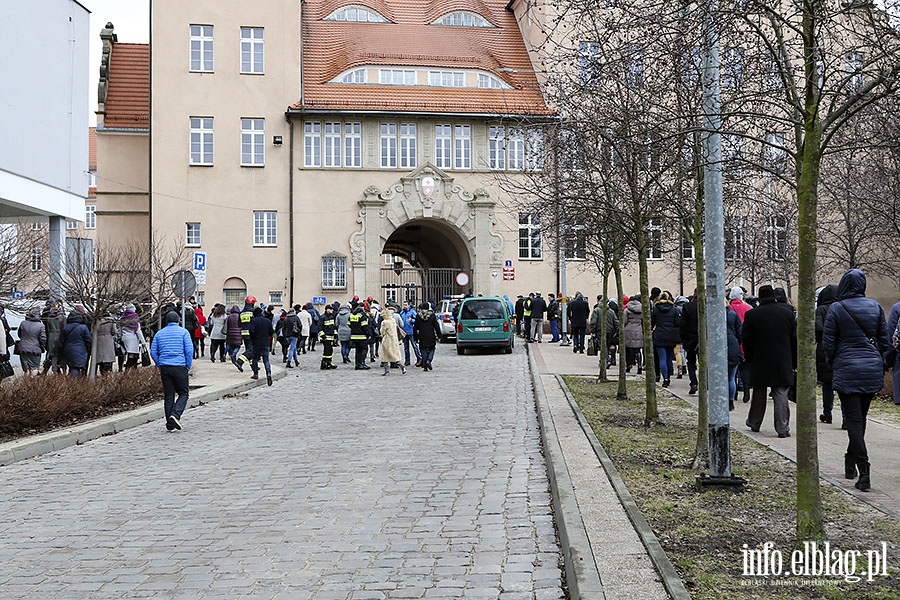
[461,300,505,320]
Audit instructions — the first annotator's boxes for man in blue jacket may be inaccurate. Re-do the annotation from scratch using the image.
[150,311,194,431]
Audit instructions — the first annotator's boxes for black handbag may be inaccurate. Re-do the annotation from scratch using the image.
[0,359,14,379]
[140,345,151,367]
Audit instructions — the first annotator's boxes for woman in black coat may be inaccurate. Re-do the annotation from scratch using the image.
[651,291,681,387]
[815,284,838,424]
[823,269,891,491]
[413,303,441,371]
[726,306,743,410]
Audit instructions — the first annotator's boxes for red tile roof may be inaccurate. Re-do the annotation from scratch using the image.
[103,43,149,129]
[293,0,553,117]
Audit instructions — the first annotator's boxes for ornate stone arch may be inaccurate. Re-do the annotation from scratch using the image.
[349,163,504,296]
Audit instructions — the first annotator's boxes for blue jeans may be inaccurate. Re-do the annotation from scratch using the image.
[550,319,559,341]
[341,340,351,360]
[728,363,740,406]
[251,345,271,376]
[403,335,420,364]
[420,346,435,366]
[286,336,299,364]
[656,346,675,380]
[159,365,190,420]
[572,327,586,351]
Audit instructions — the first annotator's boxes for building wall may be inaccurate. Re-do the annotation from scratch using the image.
[0,0,89,217]
[95,132,149,247]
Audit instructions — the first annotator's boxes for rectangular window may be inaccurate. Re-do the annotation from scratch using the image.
[253,211,277,246]
[682,230,695,261]
[322,255,347,289]
[66,219,78,230]
[30,222,44,231]
[846,51,864,93]
[344,122,362,167]
[399,123,417,168]
[196,291,205,307]
[623,44,645,87]
[518,213,542,260]
[324,122,342,167]
[454,125,471,169]
[224,288,246,307]
[578,41,601,86]
[380,123,397,168]
[435,125,452,169]
[725,216,745,261]
[646,218,663,260]
[378,69,416,85]
[240,27,264,74]
[241,118,265,166]
[525,129,544,172]
[304,122,322,167]
[764,132,787,174]
[428,71,464,87]
[186,222,201,246]
[766,214,787,261]
[563,222,586,260]
[268,291,283,306]
[508,129,526,171]
[380,123,417,168]
[190,117,214,165]
[31,248,42,272]
[722,46,743,90]
[489,126,506,170]
[190,25,214,72]
[478,74,504,89]
[85,205,96,229]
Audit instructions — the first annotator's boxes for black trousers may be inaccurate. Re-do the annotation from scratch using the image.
[839,392,874,463]
[353,340,368,366]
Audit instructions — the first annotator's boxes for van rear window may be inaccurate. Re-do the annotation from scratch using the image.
[461,300,505,320]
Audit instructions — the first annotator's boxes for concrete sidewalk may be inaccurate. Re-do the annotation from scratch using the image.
[533,339,900,519]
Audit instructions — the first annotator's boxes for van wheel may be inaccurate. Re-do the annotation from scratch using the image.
[457,346,464,355]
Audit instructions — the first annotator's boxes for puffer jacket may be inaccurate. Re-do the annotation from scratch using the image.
[336,307,352,342]
[651,302,681,347]
[61,311,92,369]
[150,322,193,368]
[815,284,837,383]
[283,312,301,338]
[17,312,47,355]
[623,299,643,349]
[823,269,891,395]
[225,305,243,346]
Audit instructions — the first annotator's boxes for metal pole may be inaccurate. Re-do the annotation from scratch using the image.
[699,0,743,486]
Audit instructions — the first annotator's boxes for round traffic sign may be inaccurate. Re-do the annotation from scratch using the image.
[456,272,470,287]
[172,269,197,298]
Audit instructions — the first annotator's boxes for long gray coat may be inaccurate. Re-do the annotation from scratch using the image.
[623,300,643,349]
[95,319,118,364]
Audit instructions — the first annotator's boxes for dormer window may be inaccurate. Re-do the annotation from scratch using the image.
[339,68,367,83]
[324,5,390,23]
[432,11,494,27]
[478,74,511,89]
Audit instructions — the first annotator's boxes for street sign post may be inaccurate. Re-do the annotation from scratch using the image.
[193,251,207,285]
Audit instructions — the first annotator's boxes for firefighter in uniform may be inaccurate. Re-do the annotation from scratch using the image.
[235,295,256,371]
[348,304,370,370]
[523,293,534,342]
[318,304,338,370]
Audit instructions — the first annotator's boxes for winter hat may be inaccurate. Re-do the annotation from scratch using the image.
[774,288,788,303]
[419,302,430,310]
[757,285,776,303]
[166,311,180,323]
[729,286,744,301]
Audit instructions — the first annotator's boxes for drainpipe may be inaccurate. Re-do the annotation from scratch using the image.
[287,116,295,308]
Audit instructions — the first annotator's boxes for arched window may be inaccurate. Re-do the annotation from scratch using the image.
[338,68,367,83]
[324,5,389,23]
[431,11,493,27]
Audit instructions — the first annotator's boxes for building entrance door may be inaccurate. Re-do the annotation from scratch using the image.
[381,267,472,306]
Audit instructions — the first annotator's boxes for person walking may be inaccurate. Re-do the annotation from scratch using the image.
[94,313,118,376]
[522,293,534,342]
[248,307,274,386]
[283,307,301,368]
[679,291,700,394]
[318,304,338,370]
[547,293,560,343]
[379,305,406,375]
[306,304,321,352]
[651,292,681,387]
[368,301,383,361]
[623,294,643,374]
[149,311,193,431]
[336,303,353,364]
[194,305,207,358]
[297,303,312,355]
[885,297,900,406]
[530,292,546,343]
[225,305,244,369]
[399,299,420,367]
[120,304,146,370]
[823,269,892,491]
[16,308,47,376]
[725,302,743,410]
[60,310,92,378]
[742,285,796,438]
[514,295,525,337]
[40,300,66,375]
[568,292,590,353]
[815,284,838,424]
[206,304,228,363]
[235,296,257,372]
[413,302,441,371]
[349,304,371,370]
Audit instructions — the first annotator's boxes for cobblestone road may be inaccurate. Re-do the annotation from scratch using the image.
[0,346,564,599]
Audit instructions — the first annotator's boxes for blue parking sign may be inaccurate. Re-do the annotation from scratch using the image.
[312,296,327,305]
[193,251,207,272]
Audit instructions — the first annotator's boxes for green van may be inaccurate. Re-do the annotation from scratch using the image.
[455,296,514,354]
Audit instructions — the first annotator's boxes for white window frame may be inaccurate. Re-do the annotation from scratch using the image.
[66,219,78,230]
[518,213,542,260]
[435,125,452,169]
[764,132,787,174]
[339,68,367,84]
[454,125,471,169]
[325,5,389,22]
[725,216,746,261]
[563,222,586,260]
[322,254,347,289]
[682,230,695,261]
[31,248,43,272]
[85,205,96,230]
[378,69,416,85]
[268,291,283,306]
[846,51,864,93]
[344,122,362,168]
[579,41,601,86]
[241,118,265,166]
[766,214,787,261]
[253,211,277,247]
[646,218,663,260]
[432,11,493,27]
[305,121,361,168]
[186,222,201,247]
[304,122,322,167]
[30,222,44,231]
[189,25,214,72]
[508,129,526,171]
[428,71,464,87]
[623,44,645,88]
[196,291,205,307]
[380,123,417,168]
[190,117,214,166]
[224,288,247,307]
[477,73,509,89]
[240,27,264,74]
[489,126,506,170]
[399,124,417,169]
[324,122,342,167]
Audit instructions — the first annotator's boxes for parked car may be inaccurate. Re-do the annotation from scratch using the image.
[455,296,514,354]
[437,295,463,342]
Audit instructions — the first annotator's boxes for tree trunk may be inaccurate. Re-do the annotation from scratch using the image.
[614,258,628,401]
[637,243,659,425]
[87,322,99,380]
[692,193,709,470]
[598,269,609,382]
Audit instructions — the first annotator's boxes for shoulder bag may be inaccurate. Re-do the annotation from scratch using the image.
[140,343,152,367]
[0,359,14,379]
[838,301,876,346]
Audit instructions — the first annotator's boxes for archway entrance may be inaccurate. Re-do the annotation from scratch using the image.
[381,218,472,305]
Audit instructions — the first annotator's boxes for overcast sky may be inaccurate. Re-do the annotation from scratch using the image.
[81,0,149,125]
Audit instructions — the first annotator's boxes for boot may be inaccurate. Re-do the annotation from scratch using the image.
[320,358,328,370]
[382,363,390,376]
[855,462,871,491]
[844,454,857,479]
[400,364,407,375]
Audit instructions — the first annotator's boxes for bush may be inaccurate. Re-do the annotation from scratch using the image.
[0,369,163,442]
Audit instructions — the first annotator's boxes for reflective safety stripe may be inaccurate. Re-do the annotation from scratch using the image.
[322,319,335,326]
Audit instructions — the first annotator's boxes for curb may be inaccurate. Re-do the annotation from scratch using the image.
[527,344,605,599]
[0,370,289,467]
[556,374,692,600]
